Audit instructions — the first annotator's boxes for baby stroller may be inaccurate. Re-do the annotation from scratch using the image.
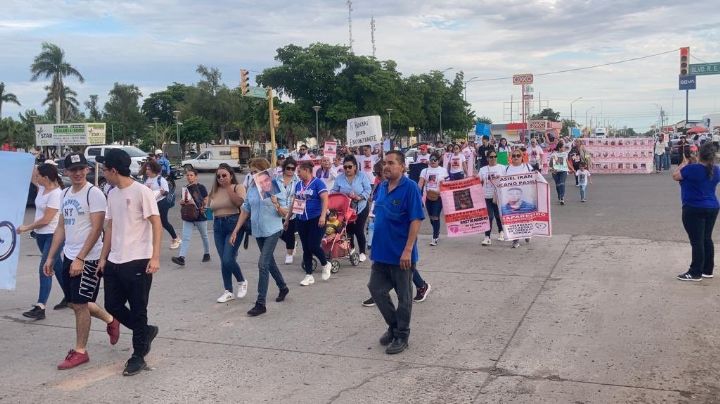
[321,193,361,273]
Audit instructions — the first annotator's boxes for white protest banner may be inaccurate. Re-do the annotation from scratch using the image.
[493,172,551,240]
[0,152,35,290]
[346,115,382,147]
[323,141,337,159]
[439,176,490,237]
[35,123,107,146]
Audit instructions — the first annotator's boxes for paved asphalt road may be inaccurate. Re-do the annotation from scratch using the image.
[1,170,719,403]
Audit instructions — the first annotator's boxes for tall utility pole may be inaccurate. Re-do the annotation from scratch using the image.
[386,108,393,137]
[370,16,377,58]
[173,110,181,157]
[152,117,159,148]
[570,97,583,124]
[313,105,321,143]
[347,0,354,52]
[268,87,277,167]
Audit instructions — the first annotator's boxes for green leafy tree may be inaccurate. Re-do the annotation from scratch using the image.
[180,115,214,153]
[561,119,578,136]
[531,108,560,122]
[0,82,21,119]
[84,95,102,122]
[476,116,492,124]
[30,42,84,123]
[0,117,34,149]
[141,83,189,125]
[43,85,80,122]
[104,83,144,145]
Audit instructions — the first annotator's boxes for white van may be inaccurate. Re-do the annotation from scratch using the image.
[181,145,244,172]
[85,145,148,176]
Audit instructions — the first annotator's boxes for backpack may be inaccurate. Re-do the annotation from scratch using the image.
[158,177,175,208]
[63,184,99,207]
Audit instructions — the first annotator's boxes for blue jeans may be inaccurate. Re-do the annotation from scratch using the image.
[412,268,426,289]
[552,171,568,200]
[34,233,64,305]
[449,172,465,180]
[213,215,245,291]
[255,231,286,305]
[296,216,328,274]
[180,220,210,258]
[425,198,443,239]
[654,154,664,172]
[580,185,587,200]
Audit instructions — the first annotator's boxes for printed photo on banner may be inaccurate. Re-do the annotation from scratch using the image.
[0,152,35,290]
[493,172,551,240]
[253,169,281,200]
[439,176,490,237]
[323,141,337,159]
[346,115,382,147]
[583,137,653,174]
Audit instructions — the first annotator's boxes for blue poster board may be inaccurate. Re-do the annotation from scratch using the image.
[0,152,35,290]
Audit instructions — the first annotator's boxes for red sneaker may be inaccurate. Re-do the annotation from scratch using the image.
[57,349,89,370]
[107,318,120,345]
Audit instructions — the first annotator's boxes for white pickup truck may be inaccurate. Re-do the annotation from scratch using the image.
[181,145,252,172]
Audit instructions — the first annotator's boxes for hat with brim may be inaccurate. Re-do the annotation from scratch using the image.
[64,153,88,169]
[96,148,131,175]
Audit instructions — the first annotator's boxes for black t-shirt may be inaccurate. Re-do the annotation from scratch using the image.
[568,147,582,169]
[477,144,495,167]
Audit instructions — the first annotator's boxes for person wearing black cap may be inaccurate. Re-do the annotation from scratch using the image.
[42,153,120,370]
[97,148,162,376]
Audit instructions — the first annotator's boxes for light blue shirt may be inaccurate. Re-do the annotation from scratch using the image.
[241,179,286,238]
[332,172,372,213]
[276,173,299,209]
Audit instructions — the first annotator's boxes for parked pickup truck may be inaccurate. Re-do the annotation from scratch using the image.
[181,145,252,172]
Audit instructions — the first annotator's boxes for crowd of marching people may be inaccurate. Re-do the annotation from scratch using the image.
[13,132,612,374]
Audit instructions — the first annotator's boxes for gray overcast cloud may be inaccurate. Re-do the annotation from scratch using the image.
[2,0,719,130]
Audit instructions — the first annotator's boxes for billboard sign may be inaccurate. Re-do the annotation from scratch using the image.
[35,123,107,146]
[512,74,534,85]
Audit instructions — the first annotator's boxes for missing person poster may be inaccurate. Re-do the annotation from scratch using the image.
[0,152,35,290]
[323,141,337,159]
[439,176,490,237]
[493,172,551,240]
[253,169,281,200]
[583,137,653,174]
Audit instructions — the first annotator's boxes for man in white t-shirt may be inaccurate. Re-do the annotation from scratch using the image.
[43,153,120,370]
[356,145,379,182]
[97,149,162,377]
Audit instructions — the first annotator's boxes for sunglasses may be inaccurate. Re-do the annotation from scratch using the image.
[285,166,296,170]
[429,159,438,162]
[343,165,355,170]
[512,154,522,158]
[217,173,229,179]
[488,155,497,158]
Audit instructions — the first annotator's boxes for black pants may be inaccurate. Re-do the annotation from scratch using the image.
[281,218,297,250]
[296,216,328,274]
[347,205,369,254]
[104,259,153,357]
[158,198,177,239]
[484,198,503,236]
[368,262,413,340]
[682,206,719,277]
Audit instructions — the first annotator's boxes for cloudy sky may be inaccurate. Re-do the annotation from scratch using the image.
[2,0,719,131]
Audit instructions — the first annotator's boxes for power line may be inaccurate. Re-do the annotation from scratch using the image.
[467,48,681,83]
[691,54,709,63]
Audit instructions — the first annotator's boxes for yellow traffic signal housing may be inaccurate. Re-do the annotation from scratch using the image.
[240,69,249,96]
[272,109,280,128]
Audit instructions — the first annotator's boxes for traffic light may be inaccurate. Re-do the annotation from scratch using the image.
[272,109,280,128]
[240,69,249,96]
[680,47,689,76]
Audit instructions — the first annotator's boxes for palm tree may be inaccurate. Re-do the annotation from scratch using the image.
[30,42,84,123]
[42,85,80,122]
[0,82,21,119]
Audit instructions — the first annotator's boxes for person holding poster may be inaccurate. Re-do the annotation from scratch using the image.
[496,138,510,165]
[330,156,344,179]
[447,144,467,180]
[278,158,299,264]
[503,151,547,248]
[415,144,432,164]
[528,138,544,172]
[254,169,281,200]
[418,153,449,246]
[355,146,379,183]
[17,163,65,320]
[479,151,506,245]
[549,142,570,205]
[368,151,424,355]
[171,168,210,266]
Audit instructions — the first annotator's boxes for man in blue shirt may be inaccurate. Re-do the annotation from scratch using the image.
[156,150,171,177]
[369,150,425,354]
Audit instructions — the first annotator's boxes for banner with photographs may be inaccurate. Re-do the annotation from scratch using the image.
[253,169,281,200]
[493,172,551,240]
[439,176,490,237]
[583,137,654,174]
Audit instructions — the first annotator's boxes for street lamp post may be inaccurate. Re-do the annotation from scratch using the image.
[312,105,321,143]
[585,107,595,130]
[152,117,159,148]
[570,97,583,124]
[463,76,479,101]
[173,110,181,158]
[438,67,453,141]
[386,108,393,149]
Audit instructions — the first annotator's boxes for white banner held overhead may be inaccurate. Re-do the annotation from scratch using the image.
[346,115,382,147]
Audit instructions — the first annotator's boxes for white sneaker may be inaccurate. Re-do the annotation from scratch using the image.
[321,262,332,281]
[216,290,234,303]
[359,253,367,262]
[481,236,491,246]
[497,233,505,241]
[237,281,248,298]
[429,238,438,246]
[284,254,294,265]
[300,274,315,286]
[170,238,182,250]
